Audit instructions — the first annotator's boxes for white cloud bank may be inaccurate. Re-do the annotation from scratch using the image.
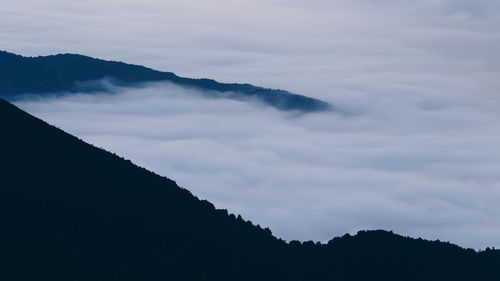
[3,0,500,249]
[15,81,500,249]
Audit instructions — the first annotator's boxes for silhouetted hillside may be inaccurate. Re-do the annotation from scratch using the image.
[0,99,499,280]
[0,50,330,112]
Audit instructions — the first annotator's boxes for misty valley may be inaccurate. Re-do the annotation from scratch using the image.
[1,50,500,280]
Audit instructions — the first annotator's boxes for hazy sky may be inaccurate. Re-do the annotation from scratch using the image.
[4,0,500,248]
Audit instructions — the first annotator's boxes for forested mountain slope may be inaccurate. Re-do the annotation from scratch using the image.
[0,50,330,112]
[1,99,499,280]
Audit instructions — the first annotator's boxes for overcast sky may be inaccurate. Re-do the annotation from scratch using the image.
[4,0,500,248]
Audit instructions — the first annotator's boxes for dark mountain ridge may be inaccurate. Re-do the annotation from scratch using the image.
[0,50,330,112]
[1,98,499,280]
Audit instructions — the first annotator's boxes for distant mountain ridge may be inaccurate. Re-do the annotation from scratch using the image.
[1,98,499,280]
[0,50,330,112]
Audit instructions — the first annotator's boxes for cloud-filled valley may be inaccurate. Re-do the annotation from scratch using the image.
[15,81,500,249]
[3,0,500,250]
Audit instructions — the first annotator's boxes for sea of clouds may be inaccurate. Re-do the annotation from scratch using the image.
[4,0,500,248]
[15,81,500,249]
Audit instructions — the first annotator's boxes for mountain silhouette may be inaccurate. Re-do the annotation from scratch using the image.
[1,98,499,280]
[0,50,330,112]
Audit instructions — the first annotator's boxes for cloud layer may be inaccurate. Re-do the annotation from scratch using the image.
[4,0,500,248]
[15,81,500,249]
[3,0,500,101]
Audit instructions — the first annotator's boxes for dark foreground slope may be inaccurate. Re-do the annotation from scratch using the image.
[1,99,499,281]
[0,50,330,112]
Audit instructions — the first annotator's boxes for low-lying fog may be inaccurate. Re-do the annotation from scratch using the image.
[15,81,500,249]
